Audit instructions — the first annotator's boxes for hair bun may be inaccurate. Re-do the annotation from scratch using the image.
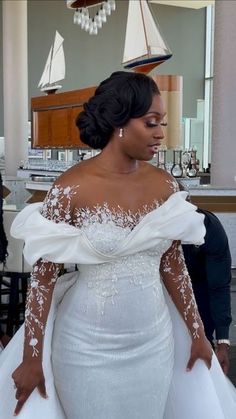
[76,71,159,149]
[77,96,116,149]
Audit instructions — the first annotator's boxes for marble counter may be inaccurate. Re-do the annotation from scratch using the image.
[3,176,31,206]
[25,181,52,192]
[189,185,236,196]
[17,168,62,178]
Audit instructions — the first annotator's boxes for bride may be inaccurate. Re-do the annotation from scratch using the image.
[0,71,235,419]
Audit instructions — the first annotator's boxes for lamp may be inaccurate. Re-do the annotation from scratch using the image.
[66,1,116,35]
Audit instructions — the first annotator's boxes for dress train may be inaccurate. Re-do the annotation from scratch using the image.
[0,275,235,418]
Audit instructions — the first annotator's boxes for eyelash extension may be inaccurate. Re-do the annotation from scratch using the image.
[146,122,168,128]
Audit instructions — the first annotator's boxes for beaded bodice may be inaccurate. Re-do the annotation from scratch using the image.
[77,203,170,253]
[63,202,172,315]
[77,220,171,315]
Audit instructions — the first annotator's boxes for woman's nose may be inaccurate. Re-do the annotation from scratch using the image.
[154,126,165,139]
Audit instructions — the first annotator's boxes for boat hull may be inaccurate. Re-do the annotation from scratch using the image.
[41,85,62,95]
[124,54,173,74]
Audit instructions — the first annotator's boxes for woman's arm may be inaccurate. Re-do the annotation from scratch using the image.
[12,182,78,415]
[12,260,60,415]
[23,260,60,359]
[160,240,213,371]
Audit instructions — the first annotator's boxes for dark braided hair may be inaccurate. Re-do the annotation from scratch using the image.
[76,71,160,149]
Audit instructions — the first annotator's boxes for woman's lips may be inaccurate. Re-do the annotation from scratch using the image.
[148,143,161,152]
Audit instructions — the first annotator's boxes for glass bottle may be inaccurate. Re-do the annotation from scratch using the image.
[186,149,198,177]
[171,149,183,178]
[182,150,191,177]
[156,148,167,171]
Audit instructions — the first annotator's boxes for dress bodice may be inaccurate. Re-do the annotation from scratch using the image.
[10,191,206,267]
[78,221,171,308]
[74,209,172,314]
[81,210,171,255]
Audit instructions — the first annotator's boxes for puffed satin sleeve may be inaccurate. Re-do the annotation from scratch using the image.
[11,191,205,267]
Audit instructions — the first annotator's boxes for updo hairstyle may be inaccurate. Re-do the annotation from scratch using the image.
[76,71,160,149]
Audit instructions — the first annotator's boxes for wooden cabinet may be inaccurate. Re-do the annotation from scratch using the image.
[31,87,96,148]
[32,110,51,148]
[71,106,84,146]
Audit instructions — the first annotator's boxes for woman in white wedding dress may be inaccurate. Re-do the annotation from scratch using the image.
[0,71,236,419]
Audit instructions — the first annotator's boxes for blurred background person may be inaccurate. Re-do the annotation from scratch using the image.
[0,171,10,350]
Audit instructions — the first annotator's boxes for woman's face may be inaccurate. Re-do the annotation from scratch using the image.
[120,94,166,161]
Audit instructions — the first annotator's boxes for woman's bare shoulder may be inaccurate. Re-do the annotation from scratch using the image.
[43,159,100,214]
[152,166,178,185]
[52,160,94,187]
[142,163,179,199]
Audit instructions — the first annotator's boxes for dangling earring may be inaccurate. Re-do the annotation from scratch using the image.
[119,128,124,138]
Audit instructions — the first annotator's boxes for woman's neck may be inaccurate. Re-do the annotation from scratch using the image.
[94,146,139,175]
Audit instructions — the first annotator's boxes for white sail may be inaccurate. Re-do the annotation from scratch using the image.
[122,0,170,64]
[38,46,53,88]
[38,31,65,89]
[50,31,65,85]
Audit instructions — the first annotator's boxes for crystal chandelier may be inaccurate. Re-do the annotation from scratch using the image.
[66,1,116,35]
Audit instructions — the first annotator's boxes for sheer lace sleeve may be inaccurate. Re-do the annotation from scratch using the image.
[23,184,78,360]
[160,240,204,340]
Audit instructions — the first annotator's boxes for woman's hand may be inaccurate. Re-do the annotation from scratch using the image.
[216,343,230,375]
[186,336,213,372]
[12,360,47,416]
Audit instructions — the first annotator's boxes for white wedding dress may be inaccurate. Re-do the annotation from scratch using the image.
[0,191,235,419]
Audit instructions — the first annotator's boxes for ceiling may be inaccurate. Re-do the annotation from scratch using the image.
[67,1,215,9]
[149,1,215,9]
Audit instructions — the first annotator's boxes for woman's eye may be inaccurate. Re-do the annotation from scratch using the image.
[145,121,168,128]
[146,121,158,127]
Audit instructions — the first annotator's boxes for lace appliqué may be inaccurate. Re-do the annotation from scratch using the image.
[80,248,169,316]
[73,201,161,230]
[161,242,201,339]
[25,260,60,356]
[41,179,176,230]
[41,183,163,230]
[41,184,79,224]
[166,178,179,193]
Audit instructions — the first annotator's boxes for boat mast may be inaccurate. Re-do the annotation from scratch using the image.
[140,0,150,58]
[48,38,54,85]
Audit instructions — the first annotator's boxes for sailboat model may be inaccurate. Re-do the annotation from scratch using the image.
[38,31,65,94]
[122,0,172,74]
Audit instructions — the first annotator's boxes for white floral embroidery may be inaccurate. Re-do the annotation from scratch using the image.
[41,185,79,224]
[161,241,201,339]
[73,201,162,230]
[25,260,60,357]
[79,244,171,316]
[166,178,179,193]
